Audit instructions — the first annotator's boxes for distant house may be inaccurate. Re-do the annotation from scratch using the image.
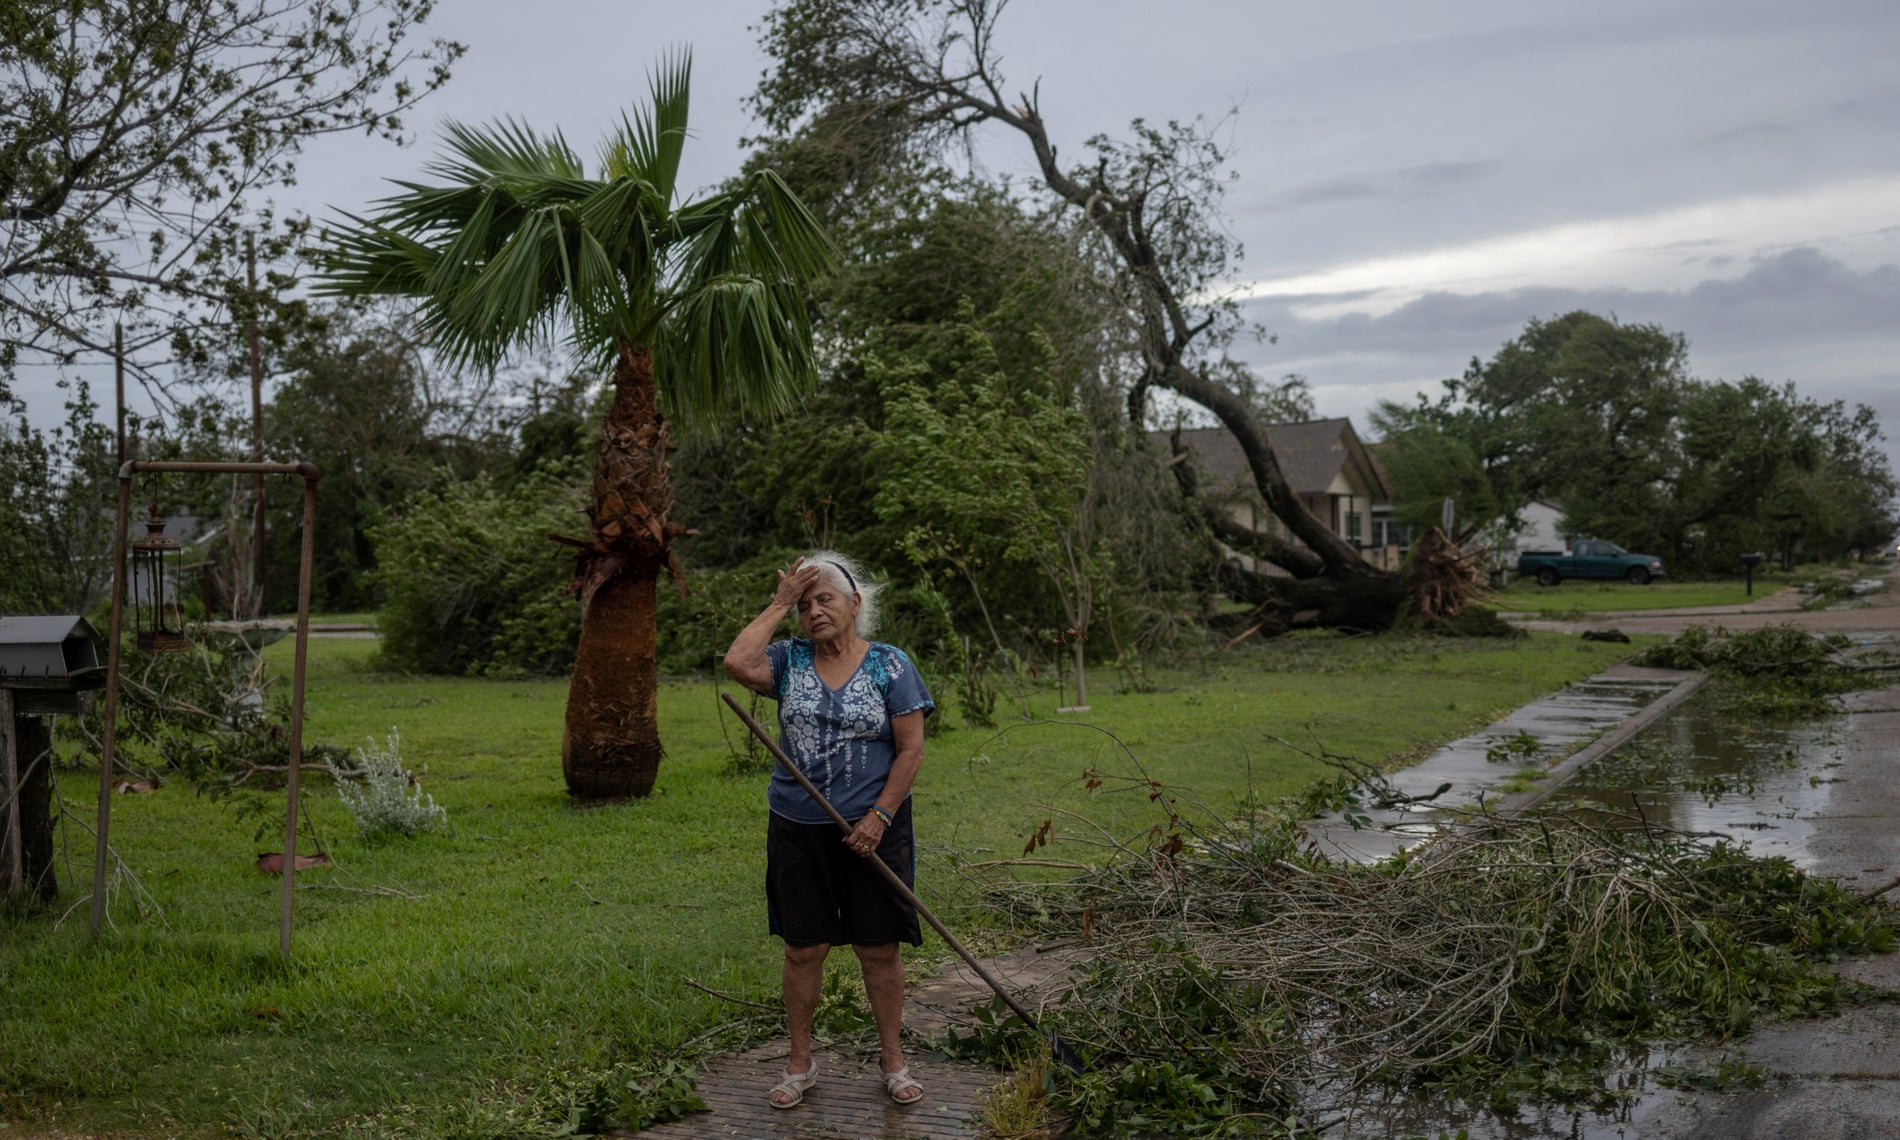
[1162,419,1396,573]
[1511,500,1569,554]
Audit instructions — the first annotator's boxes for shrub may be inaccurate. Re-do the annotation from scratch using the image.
[336,729,447,838]
[372,467,585,676]
[654,549,803,676]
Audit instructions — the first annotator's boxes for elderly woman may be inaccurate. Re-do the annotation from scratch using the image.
[724,550,935,1110]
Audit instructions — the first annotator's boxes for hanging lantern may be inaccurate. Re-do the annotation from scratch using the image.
[130,501,187,653]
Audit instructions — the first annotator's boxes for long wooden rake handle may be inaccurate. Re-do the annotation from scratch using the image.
[721,692,1047,1033]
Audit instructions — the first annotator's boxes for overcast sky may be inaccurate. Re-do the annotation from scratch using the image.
[22,0,1900,469]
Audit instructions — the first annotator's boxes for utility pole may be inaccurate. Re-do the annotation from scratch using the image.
[113,323,125,469]
[247,234,267,618]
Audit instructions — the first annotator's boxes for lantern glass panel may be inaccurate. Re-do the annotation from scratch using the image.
[130,505,187,653]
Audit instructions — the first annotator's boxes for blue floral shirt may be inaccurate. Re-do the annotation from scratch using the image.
[764,638,935,825]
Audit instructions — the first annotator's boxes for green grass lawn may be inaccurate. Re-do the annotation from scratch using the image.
[0,632,1638,1137]
[1497,573,1797,614]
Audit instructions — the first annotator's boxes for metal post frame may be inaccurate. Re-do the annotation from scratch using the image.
[92,476,134,934]
[281,474,318,957]
[93,460,320,958]
[2,689,20,901]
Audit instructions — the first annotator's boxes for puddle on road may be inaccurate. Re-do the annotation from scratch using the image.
[1314,1050,1683,1140]
[1316,685,1870,1139]
[1540,695,1843,869]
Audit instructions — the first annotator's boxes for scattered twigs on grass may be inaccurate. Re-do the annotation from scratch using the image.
[50,801,169,931]
[295,883,422,899]
[682,976,778,1012]
[679,1016,765,1053]
[227,758,351,787]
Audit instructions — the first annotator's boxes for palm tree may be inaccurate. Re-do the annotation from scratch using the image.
[321,54,834,798]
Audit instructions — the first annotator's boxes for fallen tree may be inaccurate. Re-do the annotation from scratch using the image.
[752,0,1410,630]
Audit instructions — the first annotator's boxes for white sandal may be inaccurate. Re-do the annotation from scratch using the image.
[768,1059,818,1109]
[882,1064,924,1106]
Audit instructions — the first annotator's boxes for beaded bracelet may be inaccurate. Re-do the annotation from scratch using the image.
[870,805,895,826]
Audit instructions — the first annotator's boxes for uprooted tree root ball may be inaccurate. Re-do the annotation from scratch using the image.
[1399,526,1492,626]
[956,806,1895,1136]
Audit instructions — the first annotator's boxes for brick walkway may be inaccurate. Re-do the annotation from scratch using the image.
[633,945,1082,1138]
[634,1044,1001,1139]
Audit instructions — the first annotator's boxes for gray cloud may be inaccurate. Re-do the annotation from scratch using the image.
[1233,248,1900,468]
[1249,160,1499,214]
[1829,88,1900,130]
[1245,247,1900,365]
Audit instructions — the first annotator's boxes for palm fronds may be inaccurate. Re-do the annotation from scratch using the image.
[316,50,835,422]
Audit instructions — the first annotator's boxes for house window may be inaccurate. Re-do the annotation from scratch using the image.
[1345,510,1363,545]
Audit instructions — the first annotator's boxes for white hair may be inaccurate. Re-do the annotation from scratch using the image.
[806,548,880,637]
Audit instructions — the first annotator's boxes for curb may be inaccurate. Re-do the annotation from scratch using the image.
[1491,669,1709,814]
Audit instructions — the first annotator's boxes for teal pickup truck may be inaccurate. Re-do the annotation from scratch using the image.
[1516,540,1666,586]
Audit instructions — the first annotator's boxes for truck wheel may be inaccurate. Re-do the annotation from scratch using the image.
[1536,567,1560,587]
[1626,566,1652,585]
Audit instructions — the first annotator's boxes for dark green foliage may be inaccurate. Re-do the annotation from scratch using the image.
[372,469,585,677]
[654,550,803,677]
[1376,312,1896,570]
[1407,606,1525,639]
[260,304,517,612]
[664,180,1199,680]
[64,633,347,792]
[609,1063,707,1131]
[1632,623,1848,677]
[1630,623,1875,716]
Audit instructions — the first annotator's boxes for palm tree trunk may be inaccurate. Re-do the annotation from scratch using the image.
[563,343,673,799]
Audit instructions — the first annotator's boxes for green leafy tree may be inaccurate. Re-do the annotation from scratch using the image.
[373,468,585,678]
[1384,316,1896,572]
[667,173,1197,671]
[1377,312,1686,552]
[0,0,460,406]
[321,55,835,798]
[1365,414,1505,545]
[871,320,1101,703]
[260,302,514,611]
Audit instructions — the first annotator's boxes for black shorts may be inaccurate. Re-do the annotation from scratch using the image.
[767,800,922,949]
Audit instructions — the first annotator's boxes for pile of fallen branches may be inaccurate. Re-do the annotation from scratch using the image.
[964,798,1893,1119]
[61,630,350,789]
[1632,623,1900,716]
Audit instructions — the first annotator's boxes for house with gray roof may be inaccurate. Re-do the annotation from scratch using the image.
[1161,419,1398,572]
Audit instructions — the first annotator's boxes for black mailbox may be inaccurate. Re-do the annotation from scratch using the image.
[0,615,107,714]
[1740,552,1765,595]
